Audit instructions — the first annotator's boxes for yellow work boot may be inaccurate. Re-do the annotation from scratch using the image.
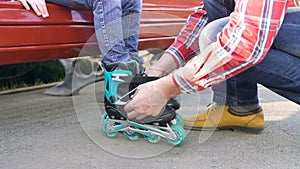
[183,103,264,133]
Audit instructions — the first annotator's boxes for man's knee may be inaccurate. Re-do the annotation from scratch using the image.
[203,0,235,22]
[199,17,229,51]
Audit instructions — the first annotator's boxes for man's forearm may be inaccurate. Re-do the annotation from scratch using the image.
[145,52,179,77]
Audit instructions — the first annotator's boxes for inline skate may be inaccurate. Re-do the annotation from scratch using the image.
[101,60,186,146]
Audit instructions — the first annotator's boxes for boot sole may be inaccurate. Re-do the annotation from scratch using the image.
[184,125,264,134]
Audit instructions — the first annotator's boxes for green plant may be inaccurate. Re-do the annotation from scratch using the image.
[0,60,64,91]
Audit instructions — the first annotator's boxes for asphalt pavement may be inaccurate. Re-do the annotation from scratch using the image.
[0,81,299,169]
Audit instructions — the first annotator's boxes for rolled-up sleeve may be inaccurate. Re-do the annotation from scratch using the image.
[165,4,208,68]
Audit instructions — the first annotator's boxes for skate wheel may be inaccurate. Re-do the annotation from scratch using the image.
[168,125,186,146]
[101,113,108,123]
[102,118,119,138]
[175,114,184,127]
[124,131,139,141]
[146,134,161,144]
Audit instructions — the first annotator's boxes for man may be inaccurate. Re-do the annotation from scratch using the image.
[124,0,300,133]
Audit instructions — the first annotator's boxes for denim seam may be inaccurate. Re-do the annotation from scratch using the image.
[98,0,118,62]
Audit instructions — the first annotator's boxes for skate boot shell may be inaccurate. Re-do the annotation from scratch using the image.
[102,60,186,146]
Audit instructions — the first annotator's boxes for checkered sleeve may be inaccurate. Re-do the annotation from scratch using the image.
[173,0,289,93]
[164,4,208,68]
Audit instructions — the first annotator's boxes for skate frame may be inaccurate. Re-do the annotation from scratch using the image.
[106,118,178,141]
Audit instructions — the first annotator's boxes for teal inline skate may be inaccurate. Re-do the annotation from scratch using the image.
[101,60,186,146]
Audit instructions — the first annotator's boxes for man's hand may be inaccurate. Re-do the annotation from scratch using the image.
[124,81,168,120]
[19,0,49,18]
[124,76,181,120]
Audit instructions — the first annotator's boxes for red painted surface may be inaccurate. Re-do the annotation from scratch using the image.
[0,0,201,65]
[0,0,296,65]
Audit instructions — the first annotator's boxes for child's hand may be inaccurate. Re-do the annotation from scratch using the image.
[19,0,49,18]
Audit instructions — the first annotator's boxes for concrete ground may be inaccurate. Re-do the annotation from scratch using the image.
[0,81,299,169]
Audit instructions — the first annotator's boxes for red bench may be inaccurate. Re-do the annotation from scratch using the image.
[0,0,200,95]
[0,0,200,65]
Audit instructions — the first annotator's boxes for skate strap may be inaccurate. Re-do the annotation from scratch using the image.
[114,88,137,106]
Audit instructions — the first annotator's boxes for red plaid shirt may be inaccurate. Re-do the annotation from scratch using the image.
[168,0,296,93]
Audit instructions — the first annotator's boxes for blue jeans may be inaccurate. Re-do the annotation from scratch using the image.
[200,7,300,106]
[203,0,234,22]
[46,0,144,64]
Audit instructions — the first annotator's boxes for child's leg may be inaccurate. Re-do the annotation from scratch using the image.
[121,0,144,63]
[46,0,140,64]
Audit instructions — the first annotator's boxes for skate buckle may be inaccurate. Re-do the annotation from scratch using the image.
[112,73,129,82]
